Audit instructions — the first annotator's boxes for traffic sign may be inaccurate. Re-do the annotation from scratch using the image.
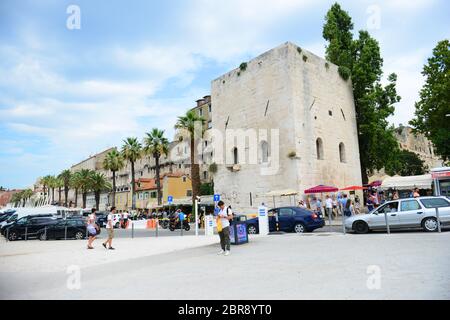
[213,194,220,202]
[168,196,173,204]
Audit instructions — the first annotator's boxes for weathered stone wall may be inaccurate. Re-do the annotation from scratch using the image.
[212,42,363,214]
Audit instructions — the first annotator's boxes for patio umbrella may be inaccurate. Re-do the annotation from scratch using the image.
[304,185,338,232]
[368,180,382,187]
[304,185,338,194]
[340,186,367,191]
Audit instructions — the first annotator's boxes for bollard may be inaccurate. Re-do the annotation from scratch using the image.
[435,207,442,233]
[328,208,332,232]
[25,227,28,241]
[131,221,134,239]
[65,225,67,240]
[384,211,390,235]
[155,218,158,238]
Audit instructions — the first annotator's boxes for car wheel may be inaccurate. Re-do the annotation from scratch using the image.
[169,226,175,231]
[247,224,257,234]
[8,231,17,241]
[184,224,190,231]
[75,231,84,240]
[115,222,120,229]
[294,223,306,234]
[422,217,438,232]
[353,221,369,234]
[39,232,48,241]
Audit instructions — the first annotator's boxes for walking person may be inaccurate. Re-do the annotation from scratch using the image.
[325,195,333,220]
[103,206,116,250]
[122,210,129,228]
[354,195,361,215]
[86,208,98,249]
[332,195,338,218]
[343,198,353,218]
[216,200,233,256]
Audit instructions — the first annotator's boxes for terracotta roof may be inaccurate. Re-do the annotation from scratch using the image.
[135,178,157,191]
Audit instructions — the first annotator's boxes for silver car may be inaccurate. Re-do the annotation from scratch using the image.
[344,196,450,234]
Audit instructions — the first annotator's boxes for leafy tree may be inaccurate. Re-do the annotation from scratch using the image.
[103,149,125,207]
[385,149,426,176]
[58,170,72,207]
[322,3,401,183]
[143,129,169,205]
[410,40,450,163]
[199,183,214,196]
[121,137,142,210]
[175,110,205,209]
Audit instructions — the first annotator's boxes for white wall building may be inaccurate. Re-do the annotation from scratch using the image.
[211,42,363,213]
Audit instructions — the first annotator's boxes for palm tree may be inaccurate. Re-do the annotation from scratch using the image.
[40,175,52,204]
[58,170,72,207]
[11,192,22,207]
[70,172,83,208]
[77,169,94,208]
[21,189,34,207]
[103,149,125,207]
[55,177,63,205]
[121,137,142,210]
[175,110,205,208]
[47,175,58,204]
[89,172,111,210]
[143,129,169,205]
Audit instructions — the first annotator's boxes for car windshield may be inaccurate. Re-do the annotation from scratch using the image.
[7,214,18,223]
[374,202,398,214]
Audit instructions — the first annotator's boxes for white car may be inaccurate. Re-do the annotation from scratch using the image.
[344,196,450,233]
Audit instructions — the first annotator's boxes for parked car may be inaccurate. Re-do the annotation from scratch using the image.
[244,207,325,234]
[0,211,15,223]
[344,196,450,234]
[36,219,87,240]
[96,212,108,228]
[2,215,58,241]
[1,214,54,236]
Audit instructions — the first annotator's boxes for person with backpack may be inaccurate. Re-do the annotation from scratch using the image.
[216,200,233,256]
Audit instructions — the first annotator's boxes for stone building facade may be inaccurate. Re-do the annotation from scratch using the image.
[394,125,443,170]
[211,42,363,213]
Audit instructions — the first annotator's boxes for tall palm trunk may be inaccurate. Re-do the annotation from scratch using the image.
[190,135,200,206]
[74,188,78,207]
[58,187,62,205]
[155,154,162,205]
[82,191,87,209]
[131,161,136,210]
[64,186,69,207]
[95,191,100,210]
[52,188,55,204]
[112,171,116,207]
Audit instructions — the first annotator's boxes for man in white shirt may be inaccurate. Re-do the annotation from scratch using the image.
[103,207,116,250]
[325,195,333,220]
[217,200,233,256]
[122,211,129,228]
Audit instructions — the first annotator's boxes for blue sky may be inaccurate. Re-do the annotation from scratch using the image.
[0,0,449,189]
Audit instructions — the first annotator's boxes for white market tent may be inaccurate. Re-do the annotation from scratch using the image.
[380,174,432,190]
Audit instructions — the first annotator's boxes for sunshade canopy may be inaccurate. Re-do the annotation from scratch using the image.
[265,189,298,197]
[340,186,367,191]
[380,174,432,190]
[304,185,338,194]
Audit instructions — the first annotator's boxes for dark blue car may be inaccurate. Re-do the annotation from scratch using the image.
[245,206,325,234]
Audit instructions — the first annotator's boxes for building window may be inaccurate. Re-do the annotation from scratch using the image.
[150,192,157,198]
[208,121,212,129]
[182,176,187,182]
[339,143,346,163]
[232,147,238,165]
[178,164,182,169]
[328,110,333,116]
[260,141,269,163]
[208,104,211,113]
[316,138,324,160]
[186,190,192,197]
[203,171,208,180]
[199,108,203,116]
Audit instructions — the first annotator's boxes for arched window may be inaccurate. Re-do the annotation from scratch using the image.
[316,138,324,160]
[260,141,269,163]
[339,142,346,163]
[232,147,238,165]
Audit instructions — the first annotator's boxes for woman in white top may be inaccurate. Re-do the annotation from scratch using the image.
[86,208,98,249]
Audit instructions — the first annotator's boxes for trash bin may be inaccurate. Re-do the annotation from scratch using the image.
[229,215,249,245]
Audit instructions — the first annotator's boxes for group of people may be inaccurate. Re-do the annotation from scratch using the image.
[298,194,361,219]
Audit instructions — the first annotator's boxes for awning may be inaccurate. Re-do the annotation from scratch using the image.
[304,185,338,194]
[265,189,298,197]
[380,174,432,190]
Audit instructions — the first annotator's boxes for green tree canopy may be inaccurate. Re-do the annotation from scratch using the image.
[410,39,450,163]
[385,149,426,176]
[322,3,401,183]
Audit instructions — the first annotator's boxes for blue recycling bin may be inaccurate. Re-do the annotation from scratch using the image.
[229,215,249,245]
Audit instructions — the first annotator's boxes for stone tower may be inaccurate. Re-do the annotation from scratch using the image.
[211,42,362,213]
